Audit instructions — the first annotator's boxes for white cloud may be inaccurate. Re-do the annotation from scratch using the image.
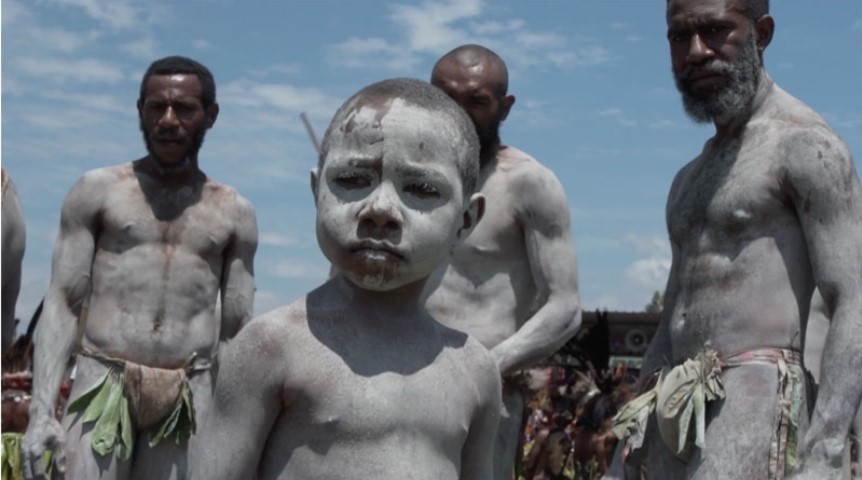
[596,107,639,127]
[621,232,670,258]
[822,111,862,130]
[253,290,290,317]
[1,0,32,26]
[521,99,545,109]
[41,90,127,114]
[2,77,25,96]
[259,232,300,248]
[853,17,862,30]
[469,19,524,35]
[326,0,609,74]
[545,51,577,67]
[23,109,117,130]
[649,119,674,128]
[326,37,418,71]
[193,39,213,51]
[15,57,125,84]
[119,36,158,59]
[567,44,611,67]
[46,0,145,30]
[23,25,89,52]
[514,31,565,48]
[219,80,340,120]
[624,257,671,290]
[389,0,480,51]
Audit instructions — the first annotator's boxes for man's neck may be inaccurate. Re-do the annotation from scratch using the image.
[141,155,201,185]
[713,68,774,139]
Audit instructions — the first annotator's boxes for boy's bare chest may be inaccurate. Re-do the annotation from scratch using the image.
[289,346,474,440]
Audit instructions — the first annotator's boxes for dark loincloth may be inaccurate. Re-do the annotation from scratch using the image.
[68,348,210,459]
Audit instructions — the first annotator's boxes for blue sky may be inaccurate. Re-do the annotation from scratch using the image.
[2,0,861,330]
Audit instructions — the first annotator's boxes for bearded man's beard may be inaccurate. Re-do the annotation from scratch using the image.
[477,120,502,165]
[674,32,761,124]
[140,121,207,171]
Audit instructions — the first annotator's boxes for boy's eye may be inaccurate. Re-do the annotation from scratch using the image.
[404,182,439,198]
[335,172,371,189]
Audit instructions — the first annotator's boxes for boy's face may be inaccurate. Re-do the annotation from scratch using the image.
[315,97,473,291]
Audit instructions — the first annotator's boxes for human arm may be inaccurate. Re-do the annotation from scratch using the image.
[785,130,862,479]
[522,428,550,479]
[194,314,284,480]
[491,166,581,375]
[22,173,103,479]
[2,178,26,351]
[459,347,503,480]
[219,194,258,340]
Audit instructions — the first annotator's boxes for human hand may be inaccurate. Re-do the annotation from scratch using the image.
[785,465,842,480]
[786,438,846,480]
[21,414,65,480]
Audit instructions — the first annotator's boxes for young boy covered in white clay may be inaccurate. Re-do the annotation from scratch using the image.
[194,78,501,479]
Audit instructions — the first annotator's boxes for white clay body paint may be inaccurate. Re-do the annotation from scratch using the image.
[316,97,470,291]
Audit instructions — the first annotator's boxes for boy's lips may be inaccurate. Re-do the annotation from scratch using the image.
[351,241,404,260]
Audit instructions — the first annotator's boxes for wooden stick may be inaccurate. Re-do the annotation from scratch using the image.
[300,112,321,155]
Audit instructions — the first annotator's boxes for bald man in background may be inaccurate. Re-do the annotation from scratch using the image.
[425,44,582,479]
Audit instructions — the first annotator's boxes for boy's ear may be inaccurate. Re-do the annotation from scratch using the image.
[310,167,320,203]
[457,193,485,239]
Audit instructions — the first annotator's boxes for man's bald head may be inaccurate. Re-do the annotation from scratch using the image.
[431,44,509,97]
[430,45,515,164]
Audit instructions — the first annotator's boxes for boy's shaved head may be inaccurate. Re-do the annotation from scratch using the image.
[320,78,480,195]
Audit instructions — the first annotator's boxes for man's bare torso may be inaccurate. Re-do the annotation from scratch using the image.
[666,85,825,362]
[424,146,541,349]
[249,297,493,480]
[80,160,243,367]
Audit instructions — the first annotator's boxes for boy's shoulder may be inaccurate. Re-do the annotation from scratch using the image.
[435,322,500,381]
[237,297,310,350]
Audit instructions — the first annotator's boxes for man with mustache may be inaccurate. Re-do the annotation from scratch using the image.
[21,56,258,480]
[426,44,582,480]
[606,1,862,479]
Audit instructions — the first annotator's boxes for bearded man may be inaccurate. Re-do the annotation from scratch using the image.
[21,56,258,480]
[606,1,862,479]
